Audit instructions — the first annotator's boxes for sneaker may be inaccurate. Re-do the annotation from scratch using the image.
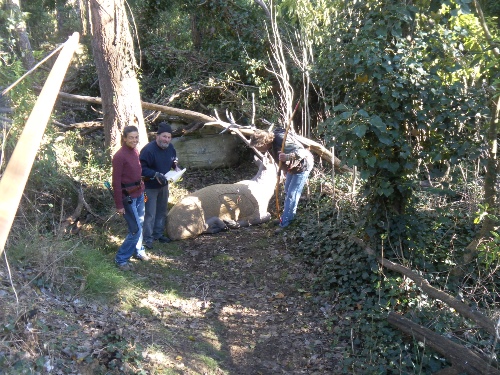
[116,262,133,271]
[157,235,171,243]
[274,227,286,235]
[144,242,153,250]
[134,253,150,261]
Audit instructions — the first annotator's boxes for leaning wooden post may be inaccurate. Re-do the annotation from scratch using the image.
[0,32,80,257]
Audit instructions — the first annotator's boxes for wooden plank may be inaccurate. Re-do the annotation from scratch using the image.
[0,32,80,256]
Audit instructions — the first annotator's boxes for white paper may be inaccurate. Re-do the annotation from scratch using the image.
[164,168,186,183]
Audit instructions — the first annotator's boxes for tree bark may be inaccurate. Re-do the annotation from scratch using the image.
[190,13,202,50]
[89,0,147,154]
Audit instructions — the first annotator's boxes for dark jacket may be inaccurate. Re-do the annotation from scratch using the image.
[139,141,178,189]
[272,128,313,174]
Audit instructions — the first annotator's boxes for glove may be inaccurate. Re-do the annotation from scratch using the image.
[154,172,168,186]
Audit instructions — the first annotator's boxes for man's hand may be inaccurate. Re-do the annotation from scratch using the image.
[278,152,289,162]
[154,172,168,186]
[116,208,125,215]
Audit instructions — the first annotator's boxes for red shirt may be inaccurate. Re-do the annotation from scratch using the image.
[112,145,144,209]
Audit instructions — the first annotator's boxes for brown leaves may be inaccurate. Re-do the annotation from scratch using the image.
[2,207,339,373]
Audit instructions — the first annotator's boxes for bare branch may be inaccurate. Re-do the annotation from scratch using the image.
[2,43,65,96]
[48,88,350,172]
[472,0,500,57]
[207,109,265,160]
[388,312,500,375]
[254,0,271,19]
[352,236,498,337]
[265,3,294,127]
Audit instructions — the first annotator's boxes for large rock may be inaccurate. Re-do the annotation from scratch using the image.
[171,125,241,169]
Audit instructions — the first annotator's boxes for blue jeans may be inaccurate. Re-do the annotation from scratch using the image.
[280,168,312,227]
[115,193,146,265]
[143,186,169,244]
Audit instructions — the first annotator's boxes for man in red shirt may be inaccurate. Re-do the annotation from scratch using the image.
[112,126,149,270]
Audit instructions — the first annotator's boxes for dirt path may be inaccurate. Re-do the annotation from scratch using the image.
[0,224,341,374]
[155,226,340,374]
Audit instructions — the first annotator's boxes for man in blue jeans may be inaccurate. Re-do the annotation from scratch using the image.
[140,122,181,249]
[112,126,148,271]
[250,128,314,232]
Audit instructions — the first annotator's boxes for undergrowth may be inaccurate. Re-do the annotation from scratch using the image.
[2,106,500,373]
[1,116,146,297]
[294,166,500,373]
[0,121,156,373]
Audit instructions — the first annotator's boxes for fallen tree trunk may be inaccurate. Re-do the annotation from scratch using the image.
[351,237,498,336]
[432,367,462,375]
[52,120,103,133]
[388,312,499,375]
[47,89,351,173]
[381,256,497,336]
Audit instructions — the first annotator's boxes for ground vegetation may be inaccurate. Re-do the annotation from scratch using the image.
[1,0,500,373]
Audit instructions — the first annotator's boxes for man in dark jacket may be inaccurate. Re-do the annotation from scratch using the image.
[140,122,180,248]
[250,128,314,231]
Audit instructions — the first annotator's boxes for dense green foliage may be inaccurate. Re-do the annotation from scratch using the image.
[293,171,498,373]
[131,0,275,120]
[1,0,500,373]
[316,1,493,254]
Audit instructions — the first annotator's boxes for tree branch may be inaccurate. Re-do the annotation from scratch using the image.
[388,312,500,375]
[254,0,271,19]
[351,236,498,337]
[472,0,500,57]
[48,88,351,172]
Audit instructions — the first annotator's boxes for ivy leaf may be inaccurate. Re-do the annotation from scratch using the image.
[370,115,386,132]
[432,153,442,162]
[377,134,393,145]
[390,101,400,110]
[388,162,400,173]
[366,156,377,168]
[333,104,349,111]
[379,181,394,196]
[376,27,387,37]
[358,109,369,117]
[340,111,353,120]
[391,25,402,38]
[354,124,368,138]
